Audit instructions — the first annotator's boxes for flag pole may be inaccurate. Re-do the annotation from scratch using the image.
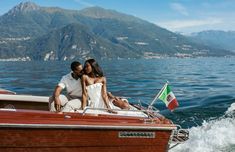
[148,82,168,110]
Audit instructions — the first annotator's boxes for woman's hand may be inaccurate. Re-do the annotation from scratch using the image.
[107,108,117,114]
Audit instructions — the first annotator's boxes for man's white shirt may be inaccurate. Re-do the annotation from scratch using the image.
[58,72,82,98]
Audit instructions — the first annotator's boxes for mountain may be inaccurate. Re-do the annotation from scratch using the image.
[0,2,82,38]
[190,30,235,52]
[0,2,234,61]
[26,23,138,60]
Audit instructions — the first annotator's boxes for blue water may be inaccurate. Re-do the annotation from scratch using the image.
[0,58,235,151]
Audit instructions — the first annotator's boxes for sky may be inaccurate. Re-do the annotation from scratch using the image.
[0,0,235,34]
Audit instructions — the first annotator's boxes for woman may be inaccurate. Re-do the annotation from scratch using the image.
[81,59,115,113]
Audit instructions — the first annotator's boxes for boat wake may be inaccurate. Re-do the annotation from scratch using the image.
[171,102,235,152]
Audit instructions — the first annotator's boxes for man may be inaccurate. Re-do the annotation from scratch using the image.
[49,61,83,112]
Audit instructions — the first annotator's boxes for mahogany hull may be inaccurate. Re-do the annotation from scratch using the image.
[0,128,172,152]
[0,110,175,152]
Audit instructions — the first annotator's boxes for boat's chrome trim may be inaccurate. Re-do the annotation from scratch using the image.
[168,125,189,150]
[119,131,155,138]
[82,107,148,117]
[0,123,177,130]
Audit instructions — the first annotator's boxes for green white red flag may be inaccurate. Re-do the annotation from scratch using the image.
[158,84,179,111]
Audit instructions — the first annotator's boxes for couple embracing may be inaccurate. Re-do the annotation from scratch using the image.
[49,59,129,113]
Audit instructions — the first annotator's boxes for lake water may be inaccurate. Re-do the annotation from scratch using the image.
[0,58,235,152]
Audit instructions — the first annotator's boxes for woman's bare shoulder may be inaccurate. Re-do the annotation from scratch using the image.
[94,76,106,84]
[81,74,89,81]
[101,76,107,82]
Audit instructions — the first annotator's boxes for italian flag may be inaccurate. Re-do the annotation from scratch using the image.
[158,84,179,111]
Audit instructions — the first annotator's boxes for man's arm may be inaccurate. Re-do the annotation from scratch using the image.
[53,86,63,112]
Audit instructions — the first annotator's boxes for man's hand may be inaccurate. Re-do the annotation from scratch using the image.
[53,86,63,112]
[54,97,62,112]
[55,103,61,112]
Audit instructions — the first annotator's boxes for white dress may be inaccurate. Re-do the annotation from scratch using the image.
[86,83,108,109]
[85,83,147,117]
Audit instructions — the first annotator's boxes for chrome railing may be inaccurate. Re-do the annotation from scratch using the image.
[169,125,189,150]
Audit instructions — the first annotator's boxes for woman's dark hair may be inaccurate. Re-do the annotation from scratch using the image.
[71,61,82,71]
[84,59,104,77]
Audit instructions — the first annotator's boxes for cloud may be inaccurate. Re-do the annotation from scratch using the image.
[157,18,223,31]
[74,0,94,7]
[170,3,189,16]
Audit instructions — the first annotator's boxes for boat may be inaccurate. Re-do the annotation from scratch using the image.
[0,89,188,152]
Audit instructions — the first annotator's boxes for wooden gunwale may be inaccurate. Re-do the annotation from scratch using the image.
[0,109,176,130]
[0,123,176,130]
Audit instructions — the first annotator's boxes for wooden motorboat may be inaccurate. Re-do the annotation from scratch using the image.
[0,89,188,152]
